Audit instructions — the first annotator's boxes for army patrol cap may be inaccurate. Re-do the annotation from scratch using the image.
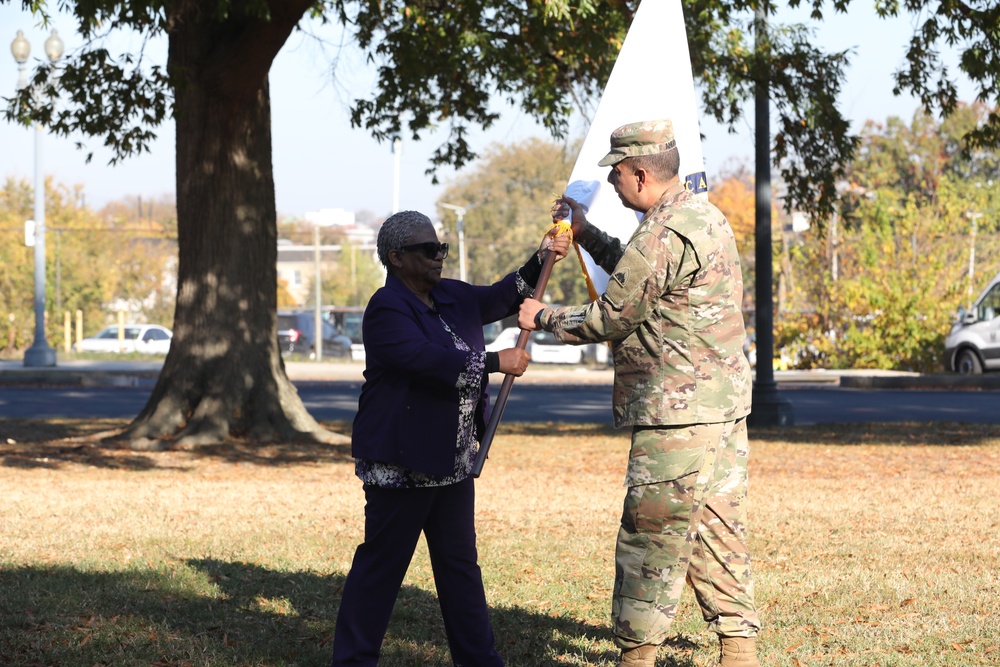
[598,119,677,167]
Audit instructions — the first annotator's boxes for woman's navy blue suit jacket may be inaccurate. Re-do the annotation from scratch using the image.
[351,271,525,476]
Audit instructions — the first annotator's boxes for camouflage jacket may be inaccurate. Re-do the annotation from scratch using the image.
[539,182,752,426]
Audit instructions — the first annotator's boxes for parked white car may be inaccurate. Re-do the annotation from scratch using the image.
[73,324,173,355]
[944,269,1000,374]
[484,326,521,352]
[484,327,583,364]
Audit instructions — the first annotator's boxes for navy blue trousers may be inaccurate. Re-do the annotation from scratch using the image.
[330,476,504,666]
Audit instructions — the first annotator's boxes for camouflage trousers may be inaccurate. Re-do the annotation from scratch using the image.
[612,419,760,649]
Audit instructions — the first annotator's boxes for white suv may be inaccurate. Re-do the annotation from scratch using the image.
[944,270,1000,374]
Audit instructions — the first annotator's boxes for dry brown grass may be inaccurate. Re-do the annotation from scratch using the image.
[1,419,998,666]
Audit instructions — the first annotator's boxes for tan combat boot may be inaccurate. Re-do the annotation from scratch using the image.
[717,636,760,667]
[618,644,657,667]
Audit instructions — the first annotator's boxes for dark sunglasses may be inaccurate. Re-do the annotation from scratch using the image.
[399,242,449,259]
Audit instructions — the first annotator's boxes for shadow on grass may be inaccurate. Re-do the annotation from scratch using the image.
[748,421,1000,446]
[0,419,620,473]
[177,442,354,466]
[6,418,998,473]
[0,418,125,444]
[0,559,701,666]
[0,443,172,471]
[0,418,357,471]
[0,440,356,472]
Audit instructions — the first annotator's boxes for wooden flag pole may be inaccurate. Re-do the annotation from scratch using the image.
[472,248,558,477]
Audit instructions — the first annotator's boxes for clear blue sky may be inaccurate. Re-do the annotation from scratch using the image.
[0,3,976,220]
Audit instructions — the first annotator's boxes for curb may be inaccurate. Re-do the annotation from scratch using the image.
[0,369,162,387]
[840,373,1000,390]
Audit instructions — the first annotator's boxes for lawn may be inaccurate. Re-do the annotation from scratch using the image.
[1,419,998,666]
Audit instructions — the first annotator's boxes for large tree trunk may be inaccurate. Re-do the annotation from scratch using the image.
[116,0,343,450]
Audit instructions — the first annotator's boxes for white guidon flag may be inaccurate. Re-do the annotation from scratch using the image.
[565,0,707,297]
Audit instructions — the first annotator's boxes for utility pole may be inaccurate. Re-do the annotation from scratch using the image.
[441,203,468,282]
[391,136,402,214]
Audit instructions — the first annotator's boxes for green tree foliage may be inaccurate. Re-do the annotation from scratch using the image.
[309,242,384,309]
[8,2,997,218]
[774,103,1000,372]
[777,201,962,371]
[847,103,1000,212]
[340,0,629,176]
[435,137,591,307]
[0,178,36,353]
[0,178,177,355]
[687,0,999,217]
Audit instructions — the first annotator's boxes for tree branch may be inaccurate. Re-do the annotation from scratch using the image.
[206,0,317,99]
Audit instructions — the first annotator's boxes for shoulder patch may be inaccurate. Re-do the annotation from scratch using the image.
[613,268,630,287]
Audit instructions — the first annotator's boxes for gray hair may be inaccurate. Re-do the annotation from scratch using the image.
[628,146,681,182]
[376,210,433,269]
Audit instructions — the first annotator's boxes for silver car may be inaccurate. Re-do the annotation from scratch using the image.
[944,270,1000,374]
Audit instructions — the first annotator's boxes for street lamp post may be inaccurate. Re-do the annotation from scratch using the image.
[441,203,467,282]
[12,29,64,367]
[747,8,793,427]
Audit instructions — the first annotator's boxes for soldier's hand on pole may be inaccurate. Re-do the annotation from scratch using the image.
[518,298,545,331]
[552,195,588,238]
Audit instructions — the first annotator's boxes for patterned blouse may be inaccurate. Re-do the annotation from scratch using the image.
[356,271,534,488]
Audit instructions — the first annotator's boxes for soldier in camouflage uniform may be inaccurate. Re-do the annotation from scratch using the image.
[518,119,761,667]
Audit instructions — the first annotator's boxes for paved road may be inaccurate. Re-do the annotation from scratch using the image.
[2,381,997,425]
[773,386,999,425]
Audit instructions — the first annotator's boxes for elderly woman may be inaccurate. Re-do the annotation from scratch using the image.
[330,210,570,667]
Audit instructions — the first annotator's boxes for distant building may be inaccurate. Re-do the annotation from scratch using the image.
[304,208,354,227]
[277,209,382,307]
[304,208,378,246]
